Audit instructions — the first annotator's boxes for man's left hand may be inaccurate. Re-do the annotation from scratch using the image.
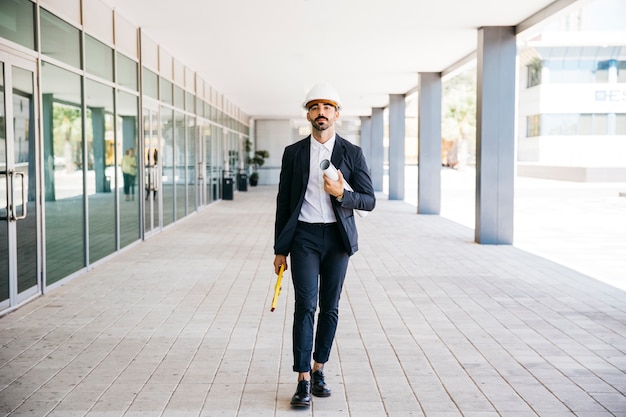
[324,169,344,198]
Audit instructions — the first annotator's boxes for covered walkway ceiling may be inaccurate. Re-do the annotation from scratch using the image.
[102,0,579,119]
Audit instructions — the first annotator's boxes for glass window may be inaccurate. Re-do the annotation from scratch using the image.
[40,9,81,68]
[85,79,115,262]
[616,114,626,134]
[618,62,626,83]
[185,115,196,211]
[593,114,608,135]
[174,111,186,219]
[41,62,84,284]
[561,60,589,83]
[117,91,140,248]
[204,123,216,202]
[85,35,113,81]
[196,97,203,118]
[160,106,174,226]
[527,59,542,88]
[579,114,593,135]
[186,91,195,114]
[595,60,610,83]
[117,52,138,91]
[174,85,184,110]
[541,114,579,135]
[0,0,35,50]
[0,64,6,301]
[544,59,595,84]
[537,114,615,136]
[142,67,158,99]
[160,77,173,105]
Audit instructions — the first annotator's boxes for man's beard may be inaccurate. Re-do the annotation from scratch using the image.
[312,118,330,131]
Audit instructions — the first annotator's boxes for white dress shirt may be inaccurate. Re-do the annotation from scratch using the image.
[298,135,337,224]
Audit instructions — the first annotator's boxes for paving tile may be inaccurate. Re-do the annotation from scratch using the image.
[1,185,625,417]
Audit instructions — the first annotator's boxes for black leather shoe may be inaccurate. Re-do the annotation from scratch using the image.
[311,370,331,397]
[290,380,311,407]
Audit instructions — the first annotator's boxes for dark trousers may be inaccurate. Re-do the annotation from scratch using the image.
[123,173,135,195]
[290,221,350,372]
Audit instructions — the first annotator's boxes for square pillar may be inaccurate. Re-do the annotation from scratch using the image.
[418,73,442,214]
[360,115,372,169]
[370,107,385,192]
[475,26,516,244]
[389,94,405,200]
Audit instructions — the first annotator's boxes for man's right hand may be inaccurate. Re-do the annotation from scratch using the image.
[274,254,288,275]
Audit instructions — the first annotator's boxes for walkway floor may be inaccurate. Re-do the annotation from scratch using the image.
[1,185,625,417]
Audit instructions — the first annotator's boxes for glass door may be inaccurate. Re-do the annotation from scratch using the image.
[143,104,161,235]
[195,120,206,207]
[0,53,40,312]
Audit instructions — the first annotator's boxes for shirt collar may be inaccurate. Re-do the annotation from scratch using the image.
[311,134,335,153]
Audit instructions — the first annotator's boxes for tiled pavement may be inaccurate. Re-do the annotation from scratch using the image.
[1,185,625,417]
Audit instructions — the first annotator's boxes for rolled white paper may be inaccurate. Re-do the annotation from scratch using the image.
[320,159,368,217]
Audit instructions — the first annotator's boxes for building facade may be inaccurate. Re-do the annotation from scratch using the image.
[1,0,250,315]
[517,0,626,181]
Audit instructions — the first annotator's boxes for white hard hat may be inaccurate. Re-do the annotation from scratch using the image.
[302,82,342,110]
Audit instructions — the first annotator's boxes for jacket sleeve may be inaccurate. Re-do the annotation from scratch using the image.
[274,147,294,254]
[339,147,376,212]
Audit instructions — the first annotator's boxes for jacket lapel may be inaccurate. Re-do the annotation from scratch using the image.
[299,136,311,188]
[331,135,346,179]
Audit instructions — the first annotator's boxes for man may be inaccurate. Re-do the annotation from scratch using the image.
[273,82,376,407]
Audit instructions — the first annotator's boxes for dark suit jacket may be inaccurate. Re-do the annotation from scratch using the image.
[274,134,375,257]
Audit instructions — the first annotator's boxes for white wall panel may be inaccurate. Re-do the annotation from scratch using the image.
[113,13,138,59]
[39,0,80,27]
[140,32,158,72]
[84,0,113,44]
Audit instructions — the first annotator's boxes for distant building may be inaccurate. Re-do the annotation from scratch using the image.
[517,0,626,182]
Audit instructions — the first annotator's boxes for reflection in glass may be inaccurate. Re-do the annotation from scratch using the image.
[42,62,85,284]
[174,86,184,110]
[143,107,160,234]
[186,116,196,212]
[85,35,114,82]
[0,0,35,50]
[117,92,140,248]
[142,68,158,100]
[160,78,172,105]
[40,9,81,68]
[161,106,174,226]
[85,79,115,263]
[203,123,213,203]
[174,111,186,219]
[214,128,222,201]
[117,53,138,91]
[1,63,7,302]
[13,66,38,293]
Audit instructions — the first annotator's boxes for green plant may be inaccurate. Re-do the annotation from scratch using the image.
[247,149,269,168]
[245,140,269,186]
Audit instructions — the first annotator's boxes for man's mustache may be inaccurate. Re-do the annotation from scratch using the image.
[315,116,328,122]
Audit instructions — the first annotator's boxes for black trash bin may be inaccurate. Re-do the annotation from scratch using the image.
[222,177,234,200]
[104,175,111,193]
[237,172,248,191]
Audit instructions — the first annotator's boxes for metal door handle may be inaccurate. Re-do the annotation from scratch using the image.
[13,171,26,220]
[0,169,7,221]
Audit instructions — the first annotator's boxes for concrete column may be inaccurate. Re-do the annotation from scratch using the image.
[42,93,55,201]
[122,116,137,151]
[418,73,442,214]
[360,115,372,170]
[475,26,516,244]
[370,107,385,192]
[91,107,106,193]
[388,94,405,200]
